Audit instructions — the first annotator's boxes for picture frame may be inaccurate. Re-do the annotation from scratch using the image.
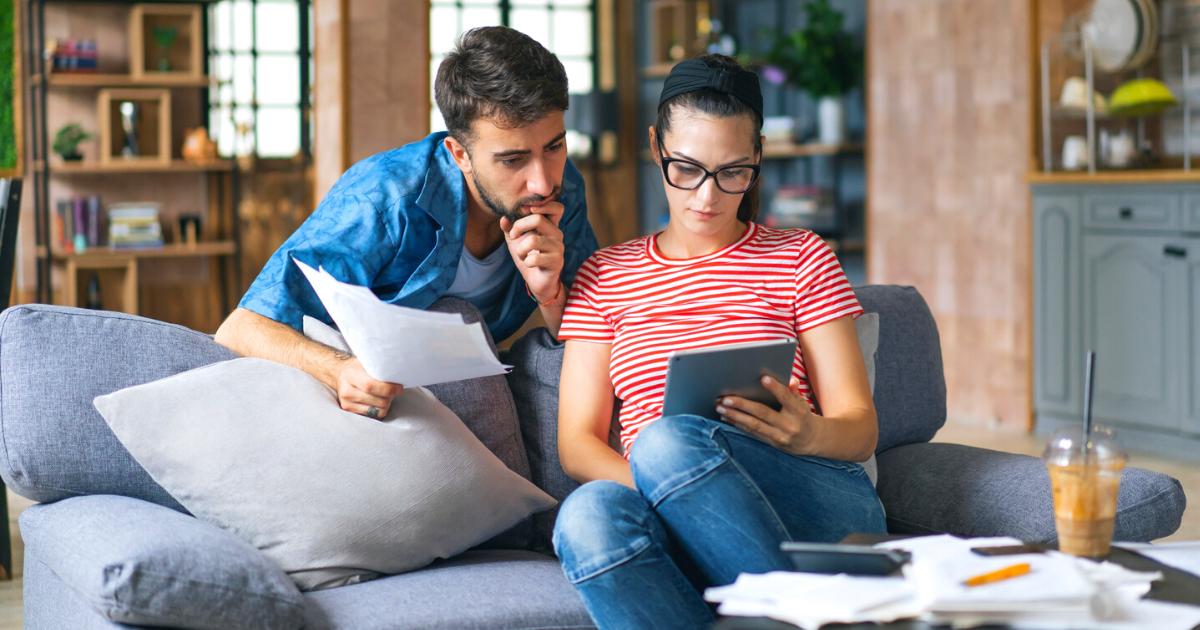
[0,0,23,178]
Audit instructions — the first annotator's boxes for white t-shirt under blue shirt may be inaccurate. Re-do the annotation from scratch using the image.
[445,244,516,322]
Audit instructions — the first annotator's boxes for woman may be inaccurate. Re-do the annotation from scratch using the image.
[552,54,886,629]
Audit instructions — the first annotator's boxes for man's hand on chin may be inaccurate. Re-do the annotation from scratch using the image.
[501,200,566,303]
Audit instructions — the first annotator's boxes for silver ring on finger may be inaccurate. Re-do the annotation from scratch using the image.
[366,406,381,419]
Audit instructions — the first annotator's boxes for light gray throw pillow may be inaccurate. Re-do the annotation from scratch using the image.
[855,312,880,486]
[93,358,556,591]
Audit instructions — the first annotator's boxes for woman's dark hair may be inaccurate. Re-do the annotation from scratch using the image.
[435,26,569,146]
[655,54,763,223]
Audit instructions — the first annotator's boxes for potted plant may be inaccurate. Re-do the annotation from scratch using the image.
[763,0,863,144]
[153,25,178,72]
[53,123,92,161]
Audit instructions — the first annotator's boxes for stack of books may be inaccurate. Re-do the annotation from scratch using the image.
[766,185,835,230]
[53,196,104,253]
[107,203,164,249]
[46,39,98,73]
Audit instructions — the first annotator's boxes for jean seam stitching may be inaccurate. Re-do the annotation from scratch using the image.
[642,454,727,507]
[713,428,794,541]
[564,535,654,584]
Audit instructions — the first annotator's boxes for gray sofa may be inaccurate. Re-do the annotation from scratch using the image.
[0,285,1185,629]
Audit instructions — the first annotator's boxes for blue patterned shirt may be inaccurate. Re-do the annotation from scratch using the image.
[239,132,600,342]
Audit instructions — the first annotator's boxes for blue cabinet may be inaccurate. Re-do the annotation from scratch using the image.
[1034,183,1200,458]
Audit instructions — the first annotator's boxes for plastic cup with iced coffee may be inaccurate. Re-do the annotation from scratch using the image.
[1043,425,1127,558]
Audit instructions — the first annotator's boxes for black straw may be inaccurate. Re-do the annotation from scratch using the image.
[1083,351,1096,460]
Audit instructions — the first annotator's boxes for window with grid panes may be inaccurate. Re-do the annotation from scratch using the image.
[208,0,312,159]
[429,0,596,158]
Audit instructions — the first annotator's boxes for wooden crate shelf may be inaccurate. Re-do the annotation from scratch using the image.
[38,241,237,264]
[37,159,233,173]
[1026,170,1200,185]
[32,73,212,87]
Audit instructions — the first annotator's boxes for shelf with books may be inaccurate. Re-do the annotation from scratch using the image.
[31,73,212,87]
[36,158,233,174]
[27,1,242,320]
[37,241,237,264]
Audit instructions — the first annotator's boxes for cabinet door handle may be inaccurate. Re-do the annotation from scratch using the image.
[1164,245,1188,258]
[1119,207,1134,219]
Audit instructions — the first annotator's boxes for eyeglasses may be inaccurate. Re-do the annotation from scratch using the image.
[656,135,761,194]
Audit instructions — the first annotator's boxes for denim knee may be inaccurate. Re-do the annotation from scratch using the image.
[629,415,728,505]
[553,480,664,584]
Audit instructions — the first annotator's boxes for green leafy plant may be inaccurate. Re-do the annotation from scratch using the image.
[764,0,863,99]
[0,0,15,171]
[153,25,178,71]
[52,123,91,159]
[152,25,178,49]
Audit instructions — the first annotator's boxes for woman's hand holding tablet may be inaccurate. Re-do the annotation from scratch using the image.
[716,374,817,456]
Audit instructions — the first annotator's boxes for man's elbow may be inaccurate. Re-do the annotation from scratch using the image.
[213,308,248,352]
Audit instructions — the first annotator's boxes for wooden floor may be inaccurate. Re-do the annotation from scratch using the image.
[0,422,1195,627]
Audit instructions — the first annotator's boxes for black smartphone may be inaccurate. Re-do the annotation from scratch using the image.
[780,542,911,576]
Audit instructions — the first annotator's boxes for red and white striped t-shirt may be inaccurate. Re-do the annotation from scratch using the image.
[558,223,863,456]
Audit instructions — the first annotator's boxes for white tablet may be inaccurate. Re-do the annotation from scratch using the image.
[660,339,797,421]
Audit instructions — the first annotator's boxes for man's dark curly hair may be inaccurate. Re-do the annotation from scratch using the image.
[434,26,569,146]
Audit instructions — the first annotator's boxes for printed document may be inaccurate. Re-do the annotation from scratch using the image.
[295,259,510,387]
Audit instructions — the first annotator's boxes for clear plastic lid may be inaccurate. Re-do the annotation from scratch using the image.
[1043,424,1127,467]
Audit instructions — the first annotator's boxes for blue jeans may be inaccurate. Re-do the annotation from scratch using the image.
[552,414,886,630]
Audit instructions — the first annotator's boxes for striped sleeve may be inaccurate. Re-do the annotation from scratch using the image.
[558,255,615,343]
[794,234,863,332]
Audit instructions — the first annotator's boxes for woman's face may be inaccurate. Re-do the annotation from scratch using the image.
[652,111,759,239]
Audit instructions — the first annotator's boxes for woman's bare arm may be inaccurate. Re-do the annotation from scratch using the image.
[557,340,634,488]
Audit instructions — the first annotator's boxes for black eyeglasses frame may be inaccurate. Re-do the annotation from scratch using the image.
[655,136,762,195]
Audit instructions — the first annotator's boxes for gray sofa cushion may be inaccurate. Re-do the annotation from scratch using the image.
[505,328,578,553]
[25,549,131,630]
[876,442,1186,542]
[853,285,947,452]
[0,305,236,511]
[93,358,555,591]
[20,494,303,630]
[306,296,536,550]
[302,550,594,630]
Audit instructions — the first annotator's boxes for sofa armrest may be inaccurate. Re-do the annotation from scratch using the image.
[21,495,303,630]
[875,442,1186,543]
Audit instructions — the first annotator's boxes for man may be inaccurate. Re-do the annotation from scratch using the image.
[215,26,599,419]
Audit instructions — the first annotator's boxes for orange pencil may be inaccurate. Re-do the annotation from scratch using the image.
[964,563,1031,587]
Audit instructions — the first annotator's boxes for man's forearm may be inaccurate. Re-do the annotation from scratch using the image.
[214,308,350,389]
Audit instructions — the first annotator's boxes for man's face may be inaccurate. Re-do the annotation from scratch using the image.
[454,112,568,222]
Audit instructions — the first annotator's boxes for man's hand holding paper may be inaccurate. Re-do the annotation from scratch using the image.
[295,259,511,404]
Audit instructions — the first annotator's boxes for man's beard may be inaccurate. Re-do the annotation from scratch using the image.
[472,171,561,223]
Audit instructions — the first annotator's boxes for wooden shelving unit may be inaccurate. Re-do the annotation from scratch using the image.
[640,63,676,79]
[26,0,241,318]
[36,158,233,173]
[641,143,864,162]
[1026,169,1200,185]
[31,73,212,87]
[38,241,237,262]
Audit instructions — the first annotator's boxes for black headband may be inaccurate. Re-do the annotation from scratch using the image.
[657,59,763,124]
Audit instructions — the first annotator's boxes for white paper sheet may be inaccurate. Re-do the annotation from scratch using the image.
[1118,541,1200,580]
[705,572,920,630]
[295,259,510,387]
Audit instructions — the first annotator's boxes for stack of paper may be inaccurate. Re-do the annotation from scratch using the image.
[707,535,1200,630]
[705,572,920,630]
[295,259,510,387]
